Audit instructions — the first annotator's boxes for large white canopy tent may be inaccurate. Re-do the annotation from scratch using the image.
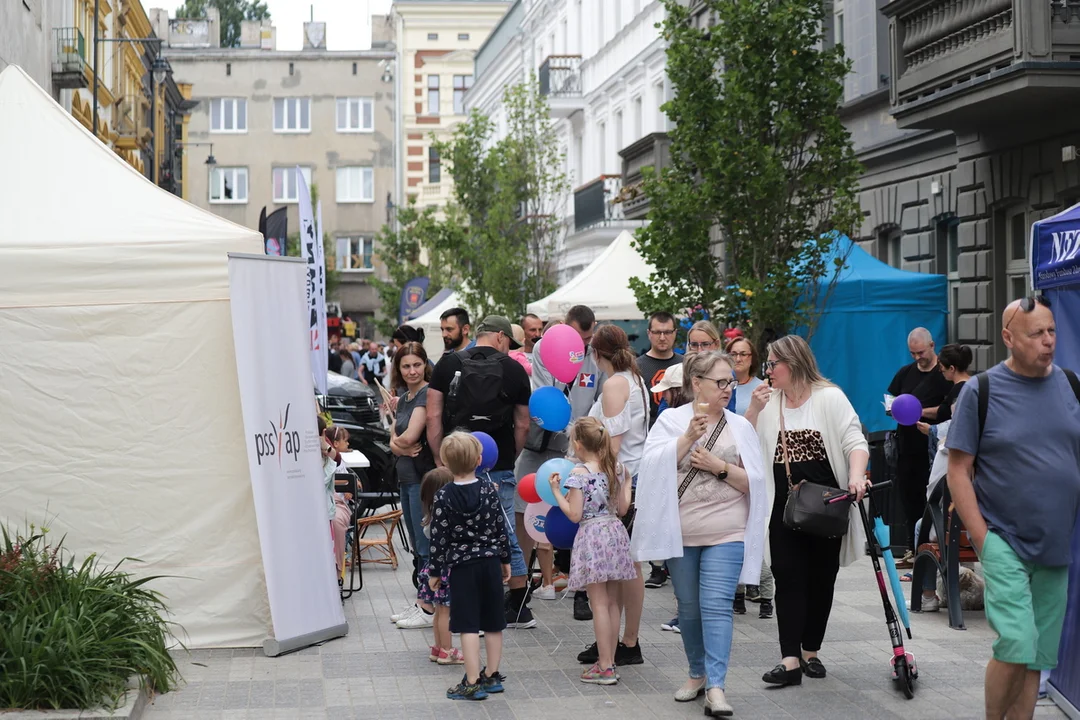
[0,66,270,647]
[527,231,654,321]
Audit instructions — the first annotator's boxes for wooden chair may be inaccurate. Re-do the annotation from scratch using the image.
[910,479,979,629]
[354,509,404,569]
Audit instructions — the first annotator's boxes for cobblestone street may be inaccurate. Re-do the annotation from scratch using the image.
[145,546,1068,720]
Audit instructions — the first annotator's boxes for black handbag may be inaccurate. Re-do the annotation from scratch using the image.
[779,397,850,539]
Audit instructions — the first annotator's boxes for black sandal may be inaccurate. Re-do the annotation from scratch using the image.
[800,657,827,679]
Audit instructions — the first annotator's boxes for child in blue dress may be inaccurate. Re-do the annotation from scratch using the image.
[548,417,636,685]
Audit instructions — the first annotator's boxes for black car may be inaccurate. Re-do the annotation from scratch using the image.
[324,371,381,427]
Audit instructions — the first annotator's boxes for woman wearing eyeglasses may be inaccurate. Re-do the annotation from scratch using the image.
[632,351,768,715]
[686,320,722,353]
[746,335,869,688]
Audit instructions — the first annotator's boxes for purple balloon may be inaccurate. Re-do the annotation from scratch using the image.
[891,393,923,426]
[472,431,499,472]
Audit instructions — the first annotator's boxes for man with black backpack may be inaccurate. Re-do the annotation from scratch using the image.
[426,315,535,627]
[946,297,1080,720]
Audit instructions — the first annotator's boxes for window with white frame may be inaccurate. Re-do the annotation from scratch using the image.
[272,166,312,203]
[210,98,246,133]
[336,97,374,132]
[428,75,440,115]
[453,75,473,115]
[273,97,311,132]
[209,167,248,203]
[335,236,374,271]
[336,166,374,203]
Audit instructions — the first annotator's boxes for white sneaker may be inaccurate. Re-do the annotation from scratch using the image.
[390,604,420,623]
[533,585,558,601]
[396,608,435,629]
[920,595,941,613]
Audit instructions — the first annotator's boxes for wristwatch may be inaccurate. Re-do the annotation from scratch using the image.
[716,460,729,481]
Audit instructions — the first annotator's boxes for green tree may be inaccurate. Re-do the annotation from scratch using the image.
[631,0,862,346]
[175,0,270,48]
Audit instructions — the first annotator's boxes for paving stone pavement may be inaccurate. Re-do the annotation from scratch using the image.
[145,546,1068,720]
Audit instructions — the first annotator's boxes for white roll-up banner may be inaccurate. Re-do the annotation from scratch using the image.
[299,170,328,395]
[228,254,347,656]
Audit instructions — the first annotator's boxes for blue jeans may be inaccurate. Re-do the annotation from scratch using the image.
[667,542,744,689]
[913,519,936,592]
[399,482,429,568]
[486,469,527,578]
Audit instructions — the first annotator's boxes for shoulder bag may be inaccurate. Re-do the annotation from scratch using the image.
[779,396,850,538]
[677,412,728,500]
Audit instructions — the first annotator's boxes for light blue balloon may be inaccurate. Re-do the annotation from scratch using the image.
[536,457,575,506]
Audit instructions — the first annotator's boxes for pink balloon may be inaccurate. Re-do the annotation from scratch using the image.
[539,324,586,384]
[524,501,553,545]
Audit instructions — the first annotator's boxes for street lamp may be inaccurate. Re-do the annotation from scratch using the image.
[150,55,172,184]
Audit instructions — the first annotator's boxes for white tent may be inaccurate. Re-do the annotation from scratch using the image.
[528,231,655,321]
[0,66,270,647]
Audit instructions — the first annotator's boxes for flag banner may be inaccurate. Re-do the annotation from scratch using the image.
[264,207,288,257]
[398,277,430,324]
[298,170,328,395]
[227,254,347,656]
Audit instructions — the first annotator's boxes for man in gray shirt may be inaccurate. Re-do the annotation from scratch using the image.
[946,297,1080,720]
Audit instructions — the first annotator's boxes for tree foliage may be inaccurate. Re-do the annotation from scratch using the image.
[631,0,862,346]
[175,0,270,48]
[374,80,568,326]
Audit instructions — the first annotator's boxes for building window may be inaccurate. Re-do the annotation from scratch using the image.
[335,237,374,271]
[453,75,473,115]
[209,167,248,203]
[272,166,312,203]
[273,97,311,133]
[428,75,440,115]
[1006,208,1030,298]
[458,33,469,41]
[210,98,246,133]
[336,166,374,203]
[427,32,438,41]
[878,228,901,268]
[428,146,441,184]
[835,11,844,48]
[935,217,961,341]
[336,97,374,132]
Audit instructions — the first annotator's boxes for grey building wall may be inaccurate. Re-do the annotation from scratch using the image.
[1,0,60,98]
[164,49,396,322]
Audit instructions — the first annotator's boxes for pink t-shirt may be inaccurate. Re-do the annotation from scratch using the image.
[677,422,749,547]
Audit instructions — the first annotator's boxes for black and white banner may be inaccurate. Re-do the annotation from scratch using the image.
[298,169,328,395]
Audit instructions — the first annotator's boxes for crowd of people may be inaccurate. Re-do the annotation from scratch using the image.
[317,296,1078,720]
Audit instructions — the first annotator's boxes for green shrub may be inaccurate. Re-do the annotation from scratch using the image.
[0,523,180,710]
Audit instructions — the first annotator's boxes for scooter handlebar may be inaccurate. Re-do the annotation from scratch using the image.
[823,479,893,505]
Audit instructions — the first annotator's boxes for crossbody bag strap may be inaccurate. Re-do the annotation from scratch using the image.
[778,395,794,490]
[677,412,728,500]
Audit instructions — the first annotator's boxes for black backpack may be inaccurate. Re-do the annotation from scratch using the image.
[449,348,512,434]
[976,367,1080,439]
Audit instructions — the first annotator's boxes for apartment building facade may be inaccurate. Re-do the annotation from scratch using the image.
[160,16,396,331]
[391,0,511,210]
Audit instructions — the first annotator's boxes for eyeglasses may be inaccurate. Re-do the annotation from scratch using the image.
[648,329,675,337]
[729,351,752,359]
[687,341,718,351]
[1004,295,1051,330]
[699,376,736,390]
[762,360,782,374]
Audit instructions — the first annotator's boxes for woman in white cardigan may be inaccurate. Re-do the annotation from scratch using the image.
[745,334,869,688]
[631,351,769,716]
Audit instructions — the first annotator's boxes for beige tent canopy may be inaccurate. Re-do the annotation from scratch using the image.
[0,66,270,647]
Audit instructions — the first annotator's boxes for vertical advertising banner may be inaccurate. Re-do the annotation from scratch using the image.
[398,277,430,325]
[298,170,328,395]
[263,207,288,257]
[228,255,347,656]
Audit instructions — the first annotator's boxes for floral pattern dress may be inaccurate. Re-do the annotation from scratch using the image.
[564,466,638,590]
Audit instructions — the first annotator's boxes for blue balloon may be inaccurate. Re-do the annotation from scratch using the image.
[536,457,575,506]
[529,386,572,432]
[471,431,498,471]
[545,506,579,549]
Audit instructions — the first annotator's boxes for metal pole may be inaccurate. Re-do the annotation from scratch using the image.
[92,0,100,139]
[150,70,156,184]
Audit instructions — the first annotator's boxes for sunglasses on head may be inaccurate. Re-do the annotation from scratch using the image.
[1005,295,1051,330]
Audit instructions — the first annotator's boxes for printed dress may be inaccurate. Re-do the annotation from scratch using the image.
[565,466,637,590]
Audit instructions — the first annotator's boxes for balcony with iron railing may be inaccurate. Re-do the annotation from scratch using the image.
[567,175,643,252]
[52,27,89,89]
[884,0,1080,129]
[616,132,672,221]
[539,55,585,118]
[115,95,152,150]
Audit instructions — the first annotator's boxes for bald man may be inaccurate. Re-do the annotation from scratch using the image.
[887,327,953,563]
[946,298,1080,720]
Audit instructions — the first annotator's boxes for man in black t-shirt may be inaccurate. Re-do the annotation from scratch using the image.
[637,311,683,429]
[887,327,952,560]
[426,316,536,627]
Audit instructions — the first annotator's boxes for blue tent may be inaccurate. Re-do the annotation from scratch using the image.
[800,235,948,435]
[1033,203,1080,715]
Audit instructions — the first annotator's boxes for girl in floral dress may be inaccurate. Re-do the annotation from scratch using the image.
[548,417,636,685]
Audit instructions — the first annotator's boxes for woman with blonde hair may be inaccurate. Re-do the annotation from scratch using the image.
[686,320,722,353]
[745,335,869,688]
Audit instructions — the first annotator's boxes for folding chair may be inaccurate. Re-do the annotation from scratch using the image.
[910,480,978,629]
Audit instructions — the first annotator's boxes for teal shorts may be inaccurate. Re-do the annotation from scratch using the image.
[978,531,1070,670]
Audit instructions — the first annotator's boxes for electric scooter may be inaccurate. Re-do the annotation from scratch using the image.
[825,480,918,699]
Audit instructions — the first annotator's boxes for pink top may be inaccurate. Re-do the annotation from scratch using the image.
[508,350,532,376]
[677,422,749,547]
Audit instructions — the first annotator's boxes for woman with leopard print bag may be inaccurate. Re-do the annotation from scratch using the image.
[745,335,870,689]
